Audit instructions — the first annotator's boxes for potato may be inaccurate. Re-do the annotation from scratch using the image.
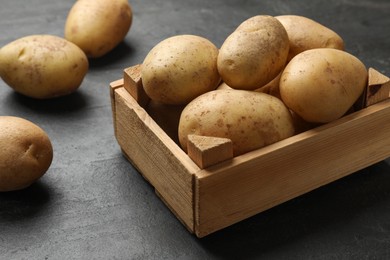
[0,35,88,99]
[217,15,289,90]
[275,15,344,61]
[141,35,220,105]
[65,0,132,58]
[279,48,367,123]
[178,89,295,156]
[0,116,53,192]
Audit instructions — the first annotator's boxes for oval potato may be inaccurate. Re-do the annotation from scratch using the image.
[276,15,344,61]
[217,15,289,90]
[0,116,53,192]
[178,89,295,156]
[142,35,220,105]
[65,0,132,58]
[0,35,88,99]
[280,48,367,123]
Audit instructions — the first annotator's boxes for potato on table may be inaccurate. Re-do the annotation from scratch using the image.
[65,0,133,58]
[0,116,53,192]
[0,34,88,99]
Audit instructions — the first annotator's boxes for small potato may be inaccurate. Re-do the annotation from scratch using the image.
[217,15,289,90]
[142,35,220,105]
[276,15,344,61]
[65,0,132,58]
[0,35,88,99]
[0,116,53,192]
[178,89,295,156]
[280,48,367,123]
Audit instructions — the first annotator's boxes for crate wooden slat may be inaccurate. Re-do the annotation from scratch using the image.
[194,99,390,236]
[111,86,199,231]
[110,67,390,237]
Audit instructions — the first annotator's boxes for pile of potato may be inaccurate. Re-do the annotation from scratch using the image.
[0,0,133,191]
[140,15,368,157]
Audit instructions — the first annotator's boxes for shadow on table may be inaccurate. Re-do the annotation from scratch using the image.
[88,40,136,70]
[197,160,390,258]
[4,90,88,116]
[0,181,52,222]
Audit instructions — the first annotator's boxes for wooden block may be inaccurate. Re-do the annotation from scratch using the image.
[109,79,124,137]
[123,64,150,107]
[365,67,390,107]
[187,135,233,169]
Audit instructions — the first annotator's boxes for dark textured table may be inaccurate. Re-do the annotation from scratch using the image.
[1,0,390,259]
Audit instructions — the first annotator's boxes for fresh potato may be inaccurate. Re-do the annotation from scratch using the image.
[65,0,132,58]
[275,15,344,61]
[217,15,289,90]
[141,35,220,105]
[0,116,53,192]
[178,89,295,156]
[280,48,367,123]
[0,35,88,99]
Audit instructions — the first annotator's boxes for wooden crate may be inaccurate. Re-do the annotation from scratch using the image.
[110,66,390,238]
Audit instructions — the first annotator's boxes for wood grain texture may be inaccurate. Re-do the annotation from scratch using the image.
[123,65,150,108]
[112,77,390,237]
[112,86,200,231]
[366,68,390,107]
[194,99,390,237]
[187,134,233,169]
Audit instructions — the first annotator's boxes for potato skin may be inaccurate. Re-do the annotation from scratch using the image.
[0,35,88,99]
[280,48,367,123]
[142,35,220,105]
[0,116,53,192]
[217,15,289,90]
[276,15,344,61]
[65,0,132,58]
[178,89,295,156]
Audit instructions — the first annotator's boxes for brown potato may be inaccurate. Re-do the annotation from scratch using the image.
[178,89,295,156]
[0,35,88,99]
[65,0,132,58]
[275,15,344,61]
[0,116,53,192]
[280,48,367,123]
[142,35,220,105]
[217,15,289,90]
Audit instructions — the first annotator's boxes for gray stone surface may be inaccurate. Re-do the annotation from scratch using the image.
[1,0,389,259]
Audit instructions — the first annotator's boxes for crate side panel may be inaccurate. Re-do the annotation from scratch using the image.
[195,100,390,237]
[114,87,198,231]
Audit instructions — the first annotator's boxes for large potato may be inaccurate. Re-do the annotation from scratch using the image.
[65,0,132,58]
[142,35,220,105]
[217,15,289,90]
[280,48,367,123]
[276,15,344,61]
[178,89,295,156]
[0,116,53,192]
[0,35,88,99]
